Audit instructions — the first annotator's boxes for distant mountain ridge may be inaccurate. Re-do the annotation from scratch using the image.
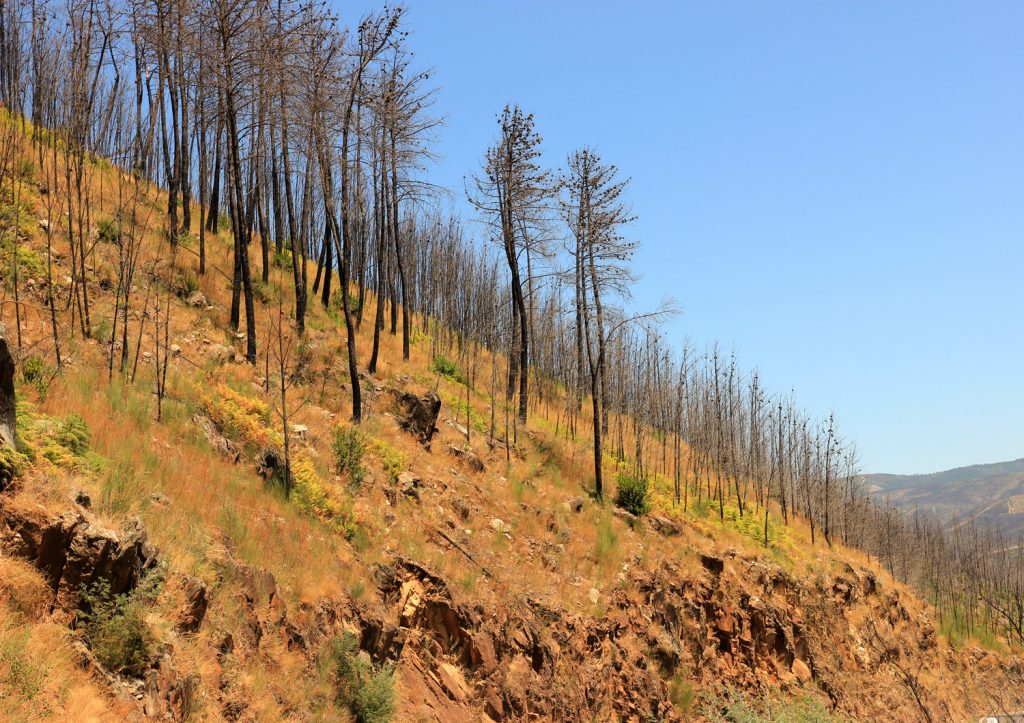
[863,457,1024,538]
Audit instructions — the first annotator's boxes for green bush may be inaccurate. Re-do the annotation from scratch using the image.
[15,156,34,180]
[78,579,156,677]
[669,674,696,715]
[430,354,458,376]
[97,216,121,243]
[0,446,27,488]
[332,425,367,490]
[173,268,199,298]
[19,355,49,398]
[273,246,292,268]
[331,632,396,723]
[56,414,90,456]
[614,472,650,517]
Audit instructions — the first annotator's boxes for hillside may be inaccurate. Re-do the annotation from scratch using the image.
[0,118,1023,721]
[864,459,1024,538]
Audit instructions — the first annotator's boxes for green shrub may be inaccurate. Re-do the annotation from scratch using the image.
[0,446,27,488]
[273,246,292,268]
[614,472,650,517]
[173,268,199,298]
[331,632,396,723]
[372,439,406,484]
[97,216,121,243]
[333,425,367,490]
[15,156,34,180]
[252,281,274,304]
[0,625,45,704]
[56,414,90,456]
[669,674,696,715]
[78,579,156,677]
[19,354,49,398]
[430,354,460,381]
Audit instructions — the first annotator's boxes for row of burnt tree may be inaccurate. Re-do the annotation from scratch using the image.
[0,0,1021,648]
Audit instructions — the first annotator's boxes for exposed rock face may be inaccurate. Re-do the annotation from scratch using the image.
[193,414,240,463]
[393,389,441,448]
[0,323,16,449]
[356,557,676,721]
[176,576,209,633]
[449,445,485,473]
[0,500,158,613]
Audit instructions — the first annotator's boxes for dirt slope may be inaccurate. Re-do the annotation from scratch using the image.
[0,124,1022,721]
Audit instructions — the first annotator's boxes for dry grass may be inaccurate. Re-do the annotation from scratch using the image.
[1,122,997,720]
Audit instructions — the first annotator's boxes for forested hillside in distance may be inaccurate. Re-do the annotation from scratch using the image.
[865,458,1024,537]
[0,0,1022,720]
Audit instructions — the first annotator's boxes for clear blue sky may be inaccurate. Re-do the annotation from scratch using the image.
[346,1,1024,474]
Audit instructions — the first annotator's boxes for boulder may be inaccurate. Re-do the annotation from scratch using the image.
[392,390,441,448]
[205,343,232,363]
[398,471,421,502]
[186,290,207,308]
[449,445,485,473]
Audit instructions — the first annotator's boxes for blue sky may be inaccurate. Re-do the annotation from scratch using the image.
[345,1,1023,474]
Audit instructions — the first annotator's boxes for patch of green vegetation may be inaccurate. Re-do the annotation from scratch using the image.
[718,501,792,552]
[370,438,407,484]
[252,280,277,304]
[173,268,199,298]
[333,424,367,491]
[938,603,1003,651]
[0,623,46,706]
[273,246,292,269]
[0,445,27,487]
[614,472,650,517]
[669,674,696,716]
[78,577,159,678]
[710,689,841,722]
[430,354,462,383]
[15,156,35,181]
[99,459,142,516]
[330,632,396,723]
[97,215,121,243]
[13,402,104,476]
[0,178,46,282]
[199,384,357,537]
[594,513,618,565]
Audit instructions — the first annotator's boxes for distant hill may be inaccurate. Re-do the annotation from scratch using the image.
[863,458,1024,538]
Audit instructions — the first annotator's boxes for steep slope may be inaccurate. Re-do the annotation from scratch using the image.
[1,123,1022,721]
[864,459,1024,537]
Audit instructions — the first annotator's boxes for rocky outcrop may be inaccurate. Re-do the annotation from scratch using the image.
[357,556,677,722]
[449,445,485,473]
[0,500,158,614]
[393,389,441,448]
